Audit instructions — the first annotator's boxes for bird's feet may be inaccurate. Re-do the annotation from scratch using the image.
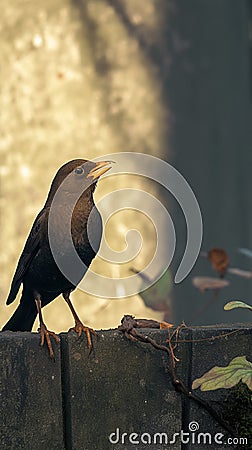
[69,321,96,350]
[38,323,60,359]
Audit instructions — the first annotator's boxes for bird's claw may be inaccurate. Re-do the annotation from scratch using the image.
[38,323,60,359]
[69,321,96,350]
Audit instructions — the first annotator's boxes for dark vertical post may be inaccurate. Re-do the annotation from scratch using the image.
[0,333,64,449]
[168,0,252,324]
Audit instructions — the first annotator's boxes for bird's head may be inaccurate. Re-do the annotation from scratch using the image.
[46,159,113,205]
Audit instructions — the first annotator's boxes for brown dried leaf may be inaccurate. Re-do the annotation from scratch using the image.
[227,267,252,279]
[207,248,229,277]
[192,276,229,293]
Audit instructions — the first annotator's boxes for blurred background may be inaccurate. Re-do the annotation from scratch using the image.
[0,0,252,332]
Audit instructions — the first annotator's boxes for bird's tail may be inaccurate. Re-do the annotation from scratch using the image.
[2,297,37,332]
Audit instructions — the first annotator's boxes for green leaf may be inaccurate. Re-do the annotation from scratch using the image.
[224,301,252,311]
[138,269,172,309]
[192,356,252,391]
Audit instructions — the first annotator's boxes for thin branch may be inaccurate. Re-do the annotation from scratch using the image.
[175,329,242,344]
[118,315,236,438]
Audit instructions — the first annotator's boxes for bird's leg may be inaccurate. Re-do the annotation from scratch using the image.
[63,291,96,350]
[34,292,60,359]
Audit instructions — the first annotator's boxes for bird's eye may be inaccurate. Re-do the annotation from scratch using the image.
[75,167,84,175]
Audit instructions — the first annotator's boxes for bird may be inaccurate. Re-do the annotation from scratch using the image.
[2,159,112,358]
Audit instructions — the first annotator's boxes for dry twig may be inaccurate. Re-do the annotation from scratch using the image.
[118,315,236,438]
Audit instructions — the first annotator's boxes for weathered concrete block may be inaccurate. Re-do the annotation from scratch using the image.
[61,329,182,450]
[0,332,63,450]
[187,325,251,449]
[0,325,250,449]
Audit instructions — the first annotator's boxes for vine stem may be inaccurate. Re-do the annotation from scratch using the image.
[118,315,236,438]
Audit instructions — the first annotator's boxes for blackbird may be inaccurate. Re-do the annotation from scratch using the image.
[2,159,112,358]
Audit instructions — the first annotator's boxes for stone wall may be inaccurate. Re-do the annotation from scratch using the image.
[0,325,250,449]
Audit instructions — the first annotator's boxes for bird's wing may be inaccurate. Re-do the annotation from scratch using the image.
[6,209,46,305]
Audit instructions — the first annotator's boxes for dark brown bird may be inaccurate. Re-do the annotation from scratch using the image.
[2,159,112,358]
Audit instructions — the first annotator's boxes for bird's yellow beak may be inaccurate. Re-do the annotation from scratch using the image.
[87,161,113,180]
